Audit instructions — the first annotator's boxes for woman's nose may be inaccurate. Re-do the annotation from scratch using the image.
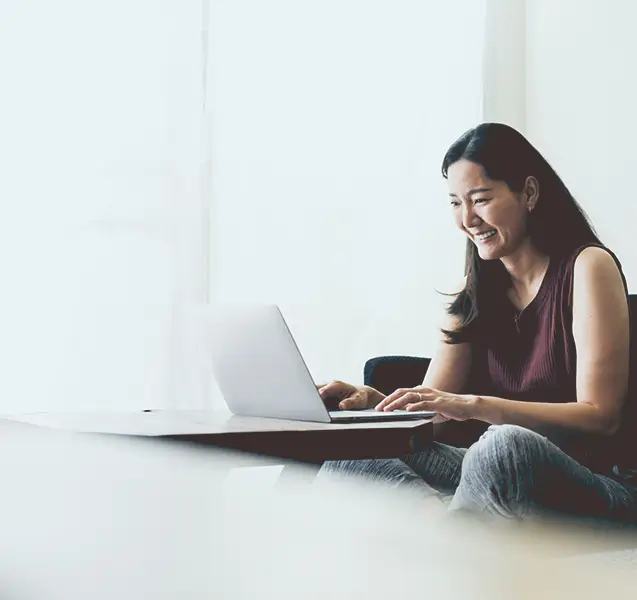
[462,205,482,229]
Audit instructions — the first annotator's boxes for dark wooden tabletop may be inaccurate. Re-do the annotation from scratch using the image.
[5,410,434,464]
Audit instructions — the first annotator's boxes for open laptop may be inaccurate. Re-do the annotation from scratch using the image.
[209,305,435,423]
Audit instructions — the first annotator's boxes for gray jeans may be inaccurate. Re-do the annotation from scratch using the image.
[321,424,637,522]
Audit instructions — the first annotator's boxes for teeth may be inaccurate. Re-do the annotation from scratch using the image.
[476,230,496,241]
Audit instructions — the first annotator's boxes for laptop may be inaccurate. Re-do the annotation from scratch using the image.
[209,305,435,423]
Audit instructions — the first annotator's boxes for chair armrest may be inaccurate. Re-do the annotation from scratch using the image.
[363,356,431,396]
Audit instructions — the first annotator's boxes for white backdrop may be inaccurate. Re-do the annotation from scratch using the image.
[0,1,493,413]
[208,0,486,404]
[526,0,637,290]
[0,1,207,412]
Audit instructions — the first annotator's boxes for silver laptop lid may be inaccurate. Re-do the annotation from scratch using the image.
[209,305,331,423]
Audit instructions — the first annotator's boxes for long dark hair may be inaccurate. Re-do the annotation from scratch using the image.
[441,123,601,343]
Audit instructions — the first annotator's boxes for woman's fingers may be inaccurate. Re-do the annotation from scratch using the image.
[404,401,434,411]
[381,391,426,412]
[317,381,348,410]
[339,392,364,410]
[317,381,368,410]
[375,388,410,411]
[317,380,347,399]
[377,387,439,411]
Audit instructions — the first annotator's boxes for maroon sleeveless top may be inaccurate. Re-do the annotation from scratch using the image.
[478,243,629,473]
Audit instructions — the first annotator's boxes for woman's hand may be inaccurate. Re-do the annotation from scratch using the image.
[316,381,385,410]
[375,386,478,422]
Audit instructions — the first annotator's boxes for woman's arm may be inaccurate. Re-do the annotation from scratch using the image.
[421,284,489,445]
[472,247,629,437]
[422,312,472,393]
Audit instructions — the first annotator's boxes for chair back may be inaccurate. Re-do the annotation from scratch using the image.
[618,294,637,468]
[363,356,430,396]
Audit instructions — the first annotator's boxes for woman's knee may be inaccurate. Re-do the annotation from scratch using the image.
[478,424,547,452]
[465,425,548,470]
[459,425,550,499]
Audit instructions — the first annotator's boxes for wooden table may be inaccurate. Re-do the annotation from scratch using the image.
[6,410,434,465]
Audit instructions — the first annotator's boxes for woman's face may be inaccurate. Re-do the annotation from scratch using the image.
[446,159,536,261]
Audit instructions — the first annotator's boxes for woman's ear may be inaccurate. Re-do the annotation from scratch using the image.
[524,176,539,212]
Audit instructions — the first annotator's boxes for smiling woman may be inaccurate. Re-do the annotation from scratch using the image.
[440,124,603,344]
[318,123,637,524]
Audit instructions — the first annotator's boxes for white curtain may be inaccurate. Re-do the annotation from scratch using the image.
[0,1,494,414]
[207,0,487,406]
[0,1,208,412]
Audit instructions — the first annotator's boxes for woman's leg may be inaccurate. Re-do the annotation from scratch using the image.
[319,443,467,502]
[403,443,467,497]
[449,424,637,522]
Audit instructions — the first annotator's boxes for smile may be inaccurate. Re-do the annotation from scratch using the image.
[474,230,497,243]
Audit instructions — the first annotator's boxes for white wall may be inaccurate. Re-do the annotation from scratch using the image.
[208,0,486,399]
[0,2,207,412]
[526,0,637,289]
[483,0,526,131]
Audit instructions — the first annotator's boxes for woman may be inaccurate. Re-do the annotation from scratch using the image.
[319,123,637,522]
